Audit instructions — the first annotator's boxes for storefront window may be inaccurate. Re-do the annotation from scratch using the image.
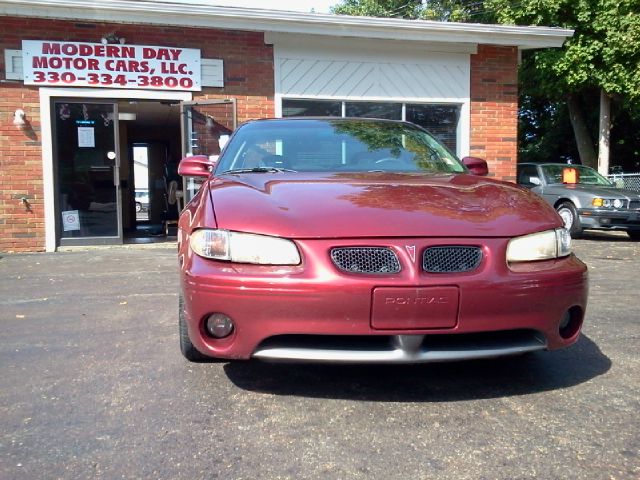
[282,99,342,117]
[345,102,402,120]
[282,99,461,154]
[406,104,460,153]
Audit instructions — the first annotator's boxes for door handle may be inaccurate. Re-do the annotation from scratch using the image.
[107,151,119,187]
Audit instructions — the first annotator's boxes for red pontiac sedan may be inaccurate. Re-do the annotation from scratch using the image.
[177,118,588,363]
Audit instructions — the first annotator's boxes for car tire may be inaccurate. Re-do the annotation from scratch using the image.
[628,231,640,241]
[135,202,142,213]
[179,294,210,362]
[556,202,583,237]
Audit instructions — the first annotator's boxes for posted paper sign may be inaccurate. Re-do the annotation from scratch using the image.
[77,127,95,148]
[22,40,202,91]
[62,210,81,231]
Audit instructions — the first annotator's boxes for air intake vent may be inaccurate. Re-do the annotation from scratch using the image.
[423,246,482,273]
[331,247,401,274]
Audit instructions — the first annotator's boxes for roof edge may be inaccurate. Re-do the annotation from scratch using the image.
[0,0,574,49]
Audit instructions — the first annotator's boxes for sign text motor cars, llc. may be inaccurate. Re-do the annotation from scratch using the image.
[22,40,202,91]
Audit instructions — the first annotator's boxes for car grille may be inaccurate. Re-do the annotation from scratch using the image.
[422,246,482,273]
[330,247,401,274]
[629,200,640,210]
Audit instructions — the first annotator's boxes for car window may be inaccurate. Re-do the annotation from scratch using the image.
[541,165,613,186]
[217,119,467,174]
[517,165,540,186]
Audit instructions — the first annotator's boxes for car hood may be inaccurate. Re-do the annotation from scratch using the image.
[209,172,561,238]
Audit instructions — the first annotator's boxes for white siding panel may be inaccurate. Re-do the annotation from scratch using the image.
[4,49,24,80]
[201,58,224,87]
[275,40,470,101]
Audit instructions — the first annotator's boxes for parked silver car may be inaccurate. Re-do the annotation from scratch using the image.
[517,163,640,239]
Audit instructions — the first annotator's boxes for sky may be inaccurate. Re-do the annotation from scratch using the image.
[195,1,337,13]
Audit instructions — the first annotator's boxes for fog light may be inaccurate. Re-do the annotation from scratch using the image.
[205,313,234,338]
[559,307,583,339]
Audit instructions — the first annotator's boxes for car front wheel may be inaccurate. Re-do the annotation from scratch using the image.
[179,294,210,362]
[556,201,583,237]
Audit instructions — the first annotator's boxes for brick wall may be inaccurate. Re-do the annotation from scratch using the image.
[0,16,274,252]
[470,45,519,182]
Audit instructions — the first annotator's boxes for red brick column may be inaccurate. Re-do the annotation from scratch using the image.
[0,83,44,252]
[470,45,519,182]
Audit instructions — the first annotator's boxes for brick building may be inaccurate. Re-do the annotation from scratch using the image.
[0,0,571,252]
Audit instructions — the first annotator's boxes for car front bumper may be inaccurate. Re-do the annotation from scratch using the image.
[180,237,588,363]
[578,208,640,231]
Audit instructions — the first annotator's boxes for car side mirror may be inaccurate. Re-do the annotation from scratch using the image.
[462,156,489,176]
[178,155,217,178]
[529,176,541,186]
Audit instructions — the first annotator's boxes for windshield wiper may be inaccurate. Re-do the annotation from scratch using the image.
[220,167,297,174]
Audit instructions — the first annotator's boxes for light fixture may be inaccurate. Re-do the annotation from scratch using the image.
[118,112,137,121]
[100,33,122,44]
[13,109,26,127]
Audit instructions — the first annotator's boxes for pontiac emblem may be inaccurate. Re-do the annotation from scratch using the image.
[405,245,416,262]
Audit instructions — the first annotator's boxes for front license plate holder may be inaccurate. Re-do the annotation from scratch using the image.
[371,286,459,330]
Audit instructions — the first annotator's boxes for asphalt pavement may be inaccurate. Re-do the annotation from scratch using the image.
[0,233,638,479]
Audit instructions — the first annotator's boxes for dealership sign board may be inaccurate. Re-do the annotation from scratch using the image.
[22,40,202,91]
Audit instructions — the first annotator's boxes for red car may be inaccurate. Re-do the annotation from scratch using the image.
[177,118,588,363]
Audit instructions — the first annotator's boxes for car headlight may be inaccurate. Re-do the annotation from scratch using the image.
[506,228,572,263]
[593,198,624,209]
[190,229,301,265]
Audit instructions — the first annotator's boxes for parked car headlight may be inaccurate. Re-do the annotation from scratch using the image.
[190,229,301,265]
[593,198,624,209]
[506,228,572,263]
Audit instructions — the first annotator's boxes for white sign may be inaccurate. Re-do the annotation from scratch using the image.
[62,210,81,231]
[77,127,95,148]
[22,40,202,91]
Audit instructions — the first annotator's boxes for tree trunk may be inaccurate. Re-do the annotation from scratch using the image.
[567,94,597,168]
[597,90,611,176]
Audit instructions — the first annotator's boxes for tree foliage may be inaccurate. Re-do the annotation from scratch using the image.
[332,0,495,21]
[332,0,421,18]
[331,0,640,170]
[487,0,640,101]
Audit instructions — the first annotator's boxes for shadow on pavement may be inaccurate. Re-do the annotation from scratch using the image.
[223,334,610,402]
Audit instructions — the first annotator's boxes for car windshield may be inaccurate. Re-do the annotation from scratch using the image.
[215,119,466,174]
[541,164,613,186]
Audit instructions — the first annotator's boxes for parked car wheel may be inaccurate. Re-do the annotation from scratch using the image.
[556,201,583,237]
[179,294,209,362]
[135,202,142,213]
[628,231,640,241]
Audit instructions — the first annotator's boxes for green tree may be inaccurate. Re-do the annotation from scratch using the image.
[332,0,493,21]
[331,0,640,172]
[487,0,640,173]
[332,0,421,18]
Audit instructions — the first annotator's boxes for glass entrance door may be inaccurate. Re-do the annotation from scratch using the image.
[180,99,237,203]
[54,101,123,245]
